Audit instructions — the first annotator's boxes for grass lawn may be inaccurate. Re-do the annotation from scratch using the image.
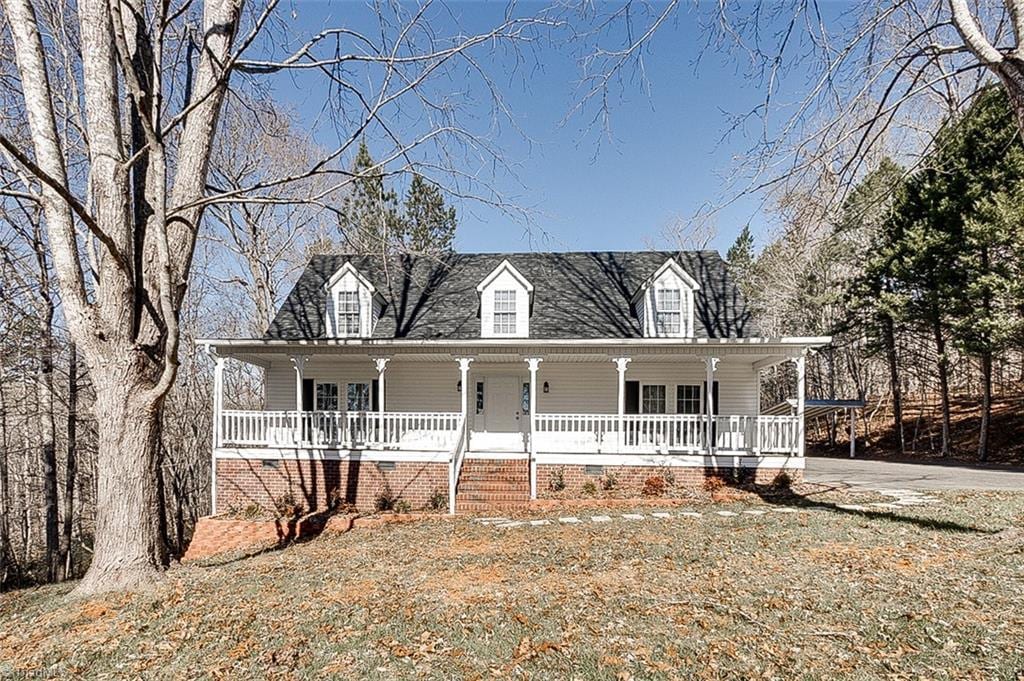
[1,489,1023,679]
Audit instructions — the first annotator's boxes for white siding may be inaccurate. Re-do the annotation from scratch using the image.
[640,266,696,338]
[325,269,375,337]
[262,357,757,416]
[479,268,530,338]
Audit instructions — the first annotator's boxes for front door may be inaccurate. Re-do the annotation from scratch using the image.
[472,374,527,451]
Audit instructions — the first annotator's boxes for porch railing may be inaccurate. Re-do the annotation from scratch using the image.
[533,413,800,455]
[219,410,462,450]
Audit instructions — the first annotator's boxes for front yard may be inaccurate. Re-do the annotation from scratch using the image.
[1,488,1023,679]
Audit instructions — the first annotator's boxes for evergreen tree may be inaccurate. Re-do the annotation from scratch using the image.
[338,143,457,255]
[725,225,755,296]
[338,140,402,254]
[401,174,457,255]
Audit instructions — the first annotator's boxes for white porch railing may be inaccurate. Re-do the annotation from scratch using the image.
[219,410,462,450]
[533,413,800,455]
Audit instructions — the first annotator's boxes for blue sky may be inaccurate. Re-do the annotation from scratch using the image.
[261,1,812,254]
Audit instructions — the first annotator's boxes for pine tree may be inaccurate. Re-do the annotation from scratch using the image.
[401,174,457,255]
[725,225,755,296]
[338,140,402,255]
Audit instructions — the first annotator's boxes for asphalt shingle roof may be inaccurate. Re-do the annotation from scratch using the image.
[264,251,756,341]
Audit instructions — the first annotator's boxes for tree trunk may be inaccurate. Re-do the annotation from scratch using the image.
[933,318,952,458]
[978,351,992,462]
[72,368,163,595]
[0,355,9,588]
[61,342,78,580]
[881,313,905,455]
[37,291,59,583]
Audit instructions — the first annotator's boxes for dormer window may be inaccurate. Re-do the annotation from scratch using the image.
[493,290,517,334]
[633,258,700,338]
[323,261,382,338]
[336,291,361,336]
[477,260,533,338]
[655,288,681,334]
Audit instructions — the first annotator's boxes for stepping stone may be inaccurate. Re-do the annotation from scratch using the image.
[591,515,612,523]
[475,517,510,524]
[651,512,672,519]
[771,507,798,514]
[622,513,645,520]
[495,521,525,529]
[558,516,582,524]
[680,511,703,518]
[715,511,739,517]
[869,502,899,510]
[529,519,551,526]
[743,509,768,515]
[836,504,868,512]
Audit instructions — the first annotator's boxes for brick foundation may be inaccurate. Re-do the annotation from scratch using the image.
[216,458,449,513]
[536,463,801,498]
[183,513,333,561]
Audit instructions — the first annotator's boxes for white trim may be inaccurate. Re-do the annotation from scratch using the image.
[199,336,832,350]
[534,453,804,469]
[215,447,451,462]
[324,261,377,293]
[476,259,534,295]
[632,258,701,298]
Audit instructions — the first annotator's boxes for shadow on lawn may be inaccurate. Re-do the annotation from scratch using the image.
[724,475,996,536]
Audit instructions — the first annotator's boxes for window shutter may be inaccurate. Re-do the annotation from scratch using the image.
[301,379,314,411]
[371,381,380,411]
[624,381,640,414]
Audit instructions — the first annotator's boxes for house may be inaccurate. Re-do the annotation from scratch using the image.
[201,251,830,514]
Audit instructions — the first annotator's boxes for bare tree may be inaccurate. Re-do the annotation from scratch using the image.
[0,0,559,594]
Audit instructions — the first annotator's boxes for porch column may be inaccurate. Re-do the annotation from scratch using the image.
[451,357,474,514]
[374,357,391,445]
[849,407,856,459]
[704,356,719,456]
[613,357,631,452]
[525,357,542,500]
[209,349,225,515]
[792,353,807,457]
[289,355,308,446]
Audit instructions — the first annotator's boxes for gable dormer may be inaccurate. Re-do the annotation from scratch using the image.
[633,258,700,338]
[476,259,533,338]
[324,261,381,338]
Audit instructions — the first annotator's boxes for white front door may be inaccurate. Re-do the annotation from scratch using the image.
[472,374,527,451]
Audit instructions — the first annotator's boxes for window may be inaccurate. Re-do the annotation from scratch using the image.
[347,382,370,411]
[316,382,339,411]
[336,291,361,336]
[521,382,531,414]
[676,385,701,415]
[655,288,681,335]
[493,289,516,334]
[642,385,666,414]
[476,381,485,414]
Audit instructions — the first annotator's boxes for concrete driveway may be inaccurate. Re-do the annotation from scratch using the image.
[805,457,1024,491]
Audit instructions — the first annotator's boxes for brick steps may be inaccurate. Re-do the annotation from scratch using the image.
[455,459,530,513]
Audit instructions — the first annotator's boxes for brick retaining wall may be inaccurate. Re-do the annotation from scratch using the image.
[216,458,449,513]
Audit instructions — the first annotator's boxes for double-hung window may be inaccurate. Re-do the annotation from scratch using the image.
[642,385,667,414]
[337,291,361,336]
[493,289,516,334]
[316,383,339,411]
[655,288,681,335]
[676,385,701,415]
[346,382,371,412]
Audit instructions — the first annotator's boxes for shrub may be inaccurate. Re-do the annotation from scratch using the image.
[641,475,668,497]
[702,474,727,494]
[374,483,397,512]
[394,500,412,514]
[426,488,448,512]
[600,471,618,491]
[582,480,597,496]
[239,503,264,520]
[274,492,303,519]
[770,471,793,492]
[548,467,566,492]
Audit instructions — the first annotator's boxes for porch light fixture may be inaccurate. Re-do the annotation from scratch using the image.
[543,381,550,393]
[457,380,462,393]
